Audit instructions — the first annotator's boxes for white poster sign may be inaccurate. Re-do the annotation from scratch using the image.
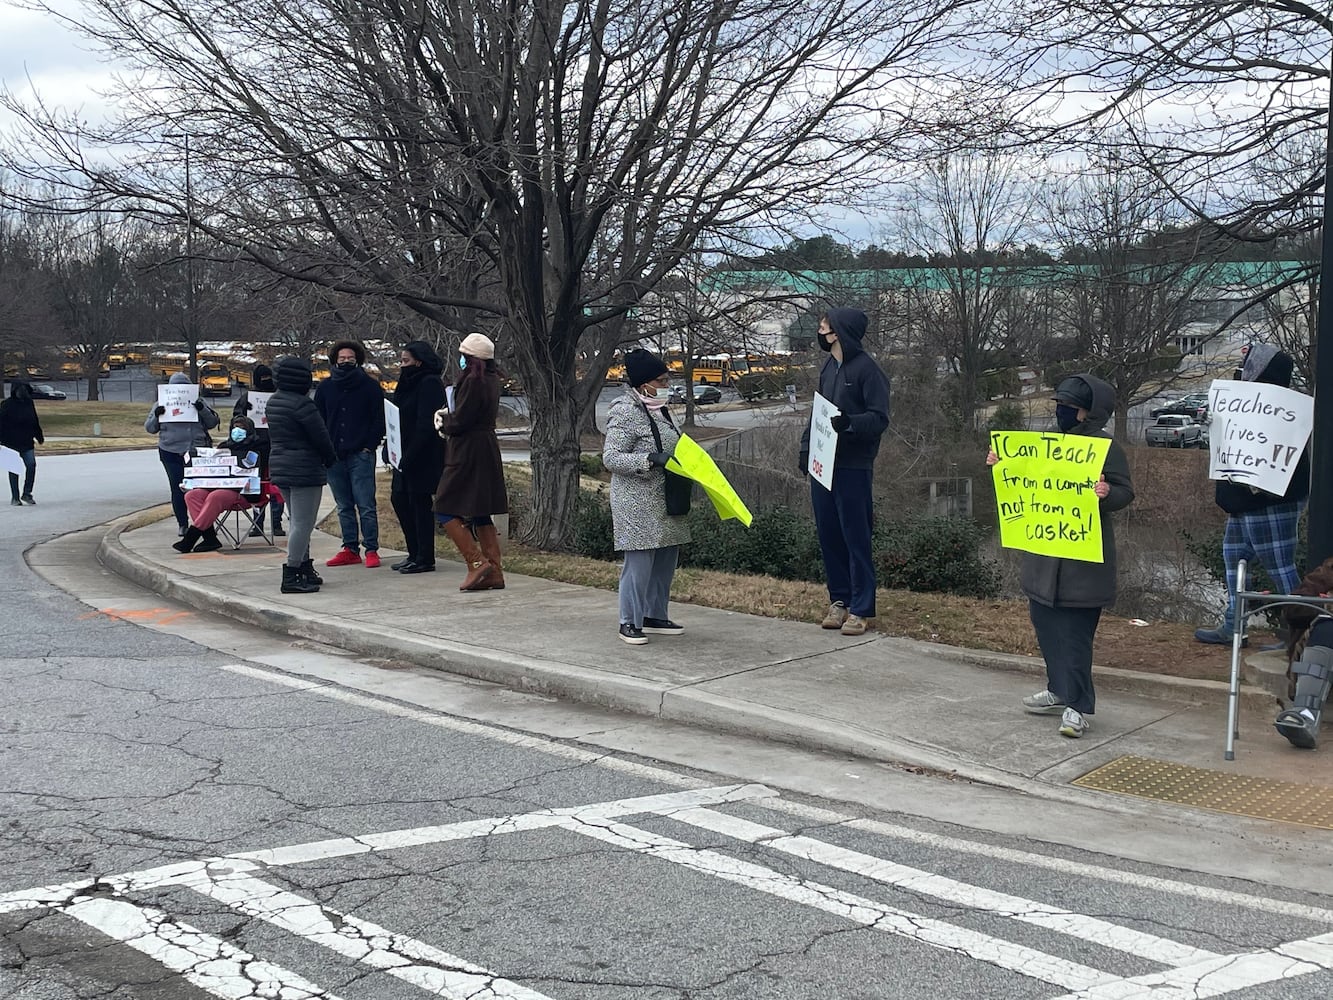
[807,391,840,491]
[0,445,23,475]
[246,391,273,429]
[157,383,200,422]
[384,399,402,470]
[1207,378,1313,497]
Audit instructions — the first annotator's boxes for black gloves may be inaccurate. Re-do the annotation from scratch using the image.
[154,405,167,416]
[648,451,670,467]
[830,414,850,432]
[192,398,204,411]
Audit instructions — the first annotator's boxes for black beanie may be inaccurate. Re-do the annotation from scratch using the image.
[625,349,668,387]
[1053,376,1095,411]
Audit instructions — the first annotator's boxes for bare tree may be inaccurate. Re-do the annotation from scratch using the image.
[0,199,59,383]
[1,0,993,546]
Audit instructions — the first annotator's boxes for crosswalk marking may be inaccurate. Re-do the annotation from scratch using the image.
[562,817,1120,993]
[63,895,346,1000]
[180,870,554,1000]
[666,806,1221,967]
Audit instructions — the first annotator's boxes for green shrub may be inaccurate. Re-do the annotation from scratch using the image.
[874,515,1002,598]
[986,402,1026,432]
[680,505,825,581]
[572,486,616,560]
[578,452,605,477]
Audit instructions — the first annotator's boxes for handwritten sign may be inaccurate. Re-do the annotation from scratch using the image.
[384,399,402,469]
[990,430,1112,563]
[807,392,839,491]
[181,447,259,492]
[246,391,273,429]
[1207,379,1312,497]
[156,383,200,422]
[0,446,23,476]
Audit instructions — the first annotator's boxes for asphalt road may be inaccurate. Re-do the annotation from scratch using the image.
[3,452,1332,999]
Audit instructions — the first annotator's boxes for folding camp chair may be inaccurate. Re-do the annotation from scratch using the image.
[212,483,283,550]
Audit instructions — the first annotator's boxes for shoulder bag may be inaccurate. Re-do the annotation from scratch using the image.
[641,403,692,516]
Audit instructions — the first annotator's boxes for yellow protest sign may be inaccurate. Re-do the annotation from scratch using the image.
[989,430,1110,563]
[667,434,753,527]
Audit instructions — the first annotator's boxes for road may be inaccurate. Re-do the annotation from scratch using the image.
[3,452,1333,999]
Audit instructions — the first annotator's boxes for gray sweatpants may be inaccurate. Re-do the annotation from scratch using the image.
[618,546,678,627]
[280,484,323,568]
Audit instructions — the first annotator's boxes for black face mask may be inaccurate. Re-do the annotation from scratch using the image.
[1055,404,1082,432]
[817,330,834,353]
[336,361,357,372]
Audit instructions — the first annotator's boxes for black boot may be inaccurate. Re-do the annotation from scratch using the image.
[299,558,323,586]
[172,525,203,553]
[194,527,224,553]
[281,563,320,594]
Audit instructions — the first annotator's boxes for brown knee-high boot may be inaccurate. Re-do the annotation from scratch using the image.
[443,518,493,591]
[474,523,505,590]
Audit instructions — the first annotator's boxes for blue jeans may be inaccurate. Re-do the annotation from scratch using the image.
[810,467,877,618]
[158,449,188,529]
[8,448,35,499]
[326,449,379,553]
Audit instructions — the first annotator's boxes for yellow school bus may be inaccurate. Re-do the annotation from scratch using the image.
[199,362,232,397]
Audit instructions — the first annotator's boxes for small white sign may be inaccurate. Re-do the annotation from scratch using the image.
[0,445,23,476]
[157,383,200,422]
[384,399,402,470]
[181,475,260,491]
[446,385,456,412]
[1207,379,1313,496]
[807,391,840,491]
[246,391,273,429]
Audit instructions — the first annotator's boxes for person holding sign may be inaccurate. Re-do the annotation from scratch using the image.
[797,308,890,637]
[1,381,44,506]
[987,374,1134,739]
[1195,345,1310,646]
[432,333,509,591]
[234,363,285,537]
[174,415,267,553]
[145,372,220,535]
[388,341,447,574]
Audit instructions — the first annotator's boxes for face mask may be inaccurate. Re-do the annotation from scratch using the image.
[230,428,247,443]
[336,361,356,372]
[458,355,467,370]
[1055,404,1081,433]
[817,329,833,352]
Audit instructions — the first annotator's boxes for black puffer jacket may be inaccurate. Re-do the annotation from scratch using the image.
[267,357,336,487]
[0,384,44,452]
[1019,374,1135,609]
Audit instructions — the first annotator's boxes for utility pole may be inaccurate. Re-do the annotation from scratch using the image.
[166,130,198,380]
[1310,72,1333,566]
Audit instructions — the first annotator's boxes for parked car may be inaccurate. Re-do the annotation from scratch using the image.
[1145,414,1203,448]
[1150,392,1210,421]
[668,383,722,405]
[4,380,67,400]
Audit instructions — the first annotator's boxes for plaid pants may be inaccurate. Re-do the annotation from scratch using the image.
[1221,501,1305,631]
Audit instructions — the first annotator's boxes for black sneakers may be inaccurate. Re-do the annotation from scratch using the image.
[619,623,648,645]
[643,617,684,635]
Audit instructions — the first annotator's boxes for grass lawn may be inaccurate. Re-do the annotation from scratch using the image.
[32,401,159,453]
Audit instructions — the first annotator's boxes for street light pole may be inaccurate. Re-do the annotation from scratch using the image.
[1309,70,1333,566]
[166,130,198,381]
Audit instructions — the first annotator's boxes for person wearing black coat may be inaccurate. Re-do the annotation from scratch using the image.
[234,363,285,536]
[1,381,44,505]
[390,340,447,573]
[266,356,337,594]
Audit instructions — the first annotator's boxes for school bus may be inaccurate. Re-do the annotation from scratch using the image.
[199,362,232,397]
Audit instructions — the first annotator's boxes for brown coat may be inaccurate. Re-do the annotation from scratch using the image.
[432,368,508,517]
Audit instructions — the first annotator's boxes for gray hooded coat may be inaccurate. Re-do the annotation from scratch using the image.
[1019,374,1135,609]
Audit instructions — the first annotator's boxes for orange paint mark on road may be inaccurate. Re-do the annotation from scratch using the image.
[88,607,194,626]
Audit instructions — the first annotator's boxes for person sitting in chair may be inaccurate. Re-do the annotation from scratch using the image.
[174,415,277,553]
[1274,556,1333,749]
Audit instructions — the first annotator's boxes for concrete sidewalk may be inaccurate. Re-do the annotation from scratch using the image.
[93,510,1333,816]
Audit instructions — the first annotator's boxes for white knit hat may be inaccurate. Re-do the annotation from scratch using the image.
[459,333,495,360]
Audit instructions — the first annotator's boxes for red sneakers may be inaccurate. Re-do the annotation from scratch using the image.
[326,547,362,567]
[364,551,381,569]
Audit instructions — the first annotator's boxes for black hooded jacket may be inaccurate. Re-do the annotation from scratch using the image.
[314,361,386,458]
[1214,345,1310,514]
[266,357,336,487]
[393,341,447,491]
[1019,374,1135,609]
[798,307,891,471]
[0,383,44,452]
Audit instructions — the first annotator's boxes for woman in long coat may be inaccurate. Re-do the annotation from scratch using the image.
[1,381,44,505]
[433,333,508,591]
[390,340,447,574]
[602,349,691,645]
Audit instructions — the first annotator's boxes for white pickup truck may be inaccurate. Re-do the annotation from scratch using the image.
[1145,414,1204,448]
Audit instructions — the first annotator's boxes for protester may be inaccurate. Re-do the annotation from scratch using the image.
[1274,557,1333,749]
[314,340,385,568]
[174,415,275,553]
[798,308,890,637]
[433,333,508,590]
[145,372,220,535]
[390,341,447,574]
[266,356,336,594]
[234,363,285,536]
[1195,344,1310,646]
[987,374,1134,739]
[602,348,690,645]
[1,381,44,507]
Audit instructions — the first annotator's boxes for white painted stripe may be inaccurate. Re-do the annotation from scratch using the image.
[182,870,554,999]
[218,663,1333,927]
[62,895,344,999]
[1048,929,1333,999]
[668,806,1218,967]
[562,817,1119,993]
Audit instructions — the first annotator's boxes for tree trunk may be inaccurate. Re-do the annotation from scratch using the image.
[86,373,100,402]
[522,379,583,549]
